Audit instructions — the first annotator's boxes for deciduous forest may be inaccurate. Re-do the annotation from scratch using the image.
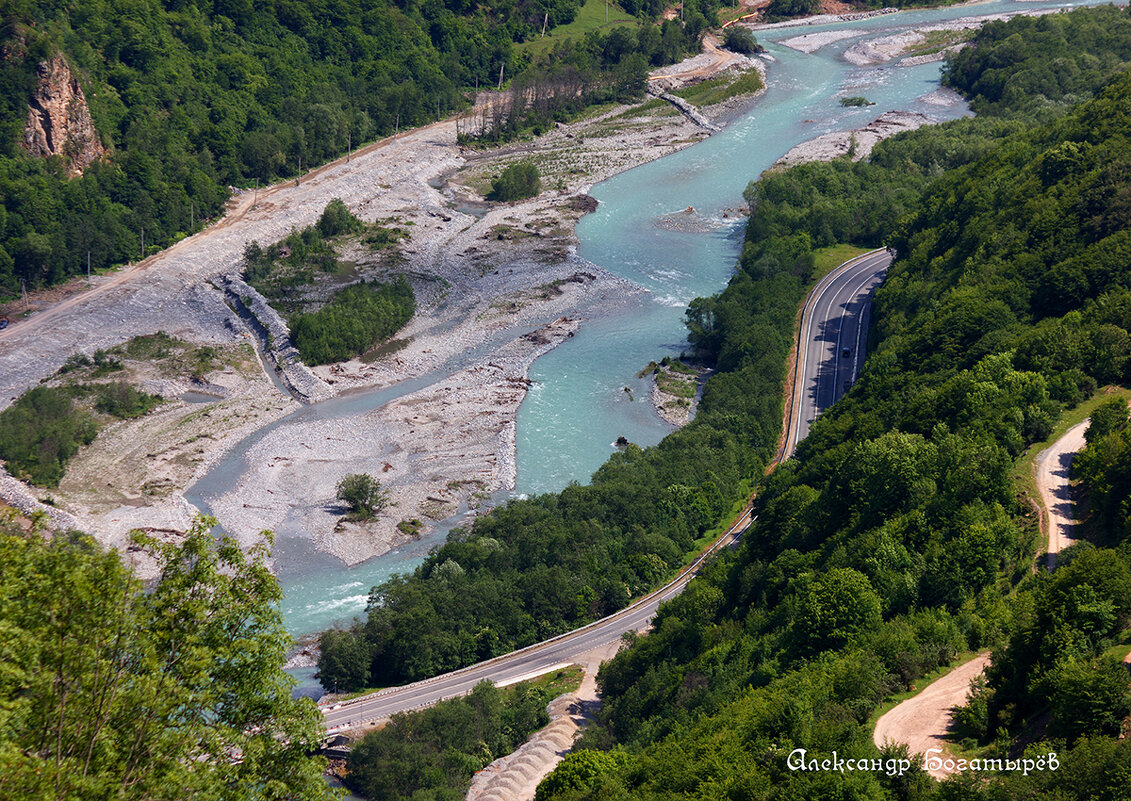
[329,9,1131,799]
[0,0,715,294]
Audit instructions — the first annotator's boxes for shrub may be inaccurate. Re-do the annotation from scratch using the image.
[290,279,414,365]
[336,473,389,520]
[488,162,541,202]
[723,27,763,55]
[317,198,364,238]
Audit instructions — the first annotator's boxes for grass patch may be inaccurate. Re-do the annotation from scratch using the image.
[515,0,636,57]
[520,664,585,697]
[1100,626,1131,662]
[671,69,765,107]
[656,371,696,399]
[397,518,423,536]
[810,244,874,282]
[903,27,975,58]
[614,98,677,119]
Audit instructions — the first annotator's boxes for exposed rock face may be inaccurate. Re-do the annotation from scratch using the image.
[22,54,105,178]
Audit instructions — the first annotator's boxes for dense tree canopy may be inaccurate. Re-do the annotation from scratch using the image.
[530,11,1131,800]
[321,7,1131,703]
[0,0,714,295]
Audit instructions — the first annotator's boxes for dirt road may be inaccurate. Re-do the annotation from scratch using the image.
[872,419,1095,777]
[872,653,991,779]
[648,33,760,88]
[1035,419,1089,569]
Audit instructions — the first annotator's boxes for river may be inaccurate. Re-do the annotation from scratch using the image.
[190,0,1097,655]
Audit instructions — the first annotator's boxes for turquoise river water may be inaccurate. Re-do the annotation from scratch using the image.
[189,0,1101,656]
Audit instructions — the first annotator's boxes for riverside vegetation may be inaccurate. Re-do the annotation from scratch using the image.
[328,7,1131,799]
[526,10,1131,800]
[321,4,1131,696]
[0,332,240,487]
[243,199,416,365]
[342,669,582,800]
[5,6,1131,800]
[0,0,721,295]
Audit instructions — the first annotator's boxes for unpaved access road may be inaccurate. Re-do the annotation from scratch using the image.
[872,419,1095,777]
[1035,419,1089,569]
[873,653,991,779]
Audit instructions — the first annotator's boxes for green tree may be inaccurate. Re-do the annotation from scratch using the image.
[317,627,372,692]
[317,198,364,238]
[0,514,335,800]
[1085,397,1129,444]
[488,161,541,202]
[796,568,883,651]
[535,749,630,801]
[336,473,390,520]
[722,27,762,55]
[1048,656,1131,742]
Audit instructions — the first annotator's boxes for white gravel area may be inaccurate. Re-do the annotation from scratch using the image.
[842,8,1068,65]
[0,52,759,570]
[780,29,864,54]
[772,110,931,168]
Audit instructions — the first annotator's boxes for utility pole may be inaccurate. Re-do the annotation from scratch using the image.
[498,63,505,91]
[347,130,351,163]
[395,113,400,139]
[296,156,301,187]
[21,280,27,313]
[87,250,91,280]
[542,10,548,36]
[190,200,194,232]
[140,227,144,260]
[254,177,259,204]
[436,97,440,121]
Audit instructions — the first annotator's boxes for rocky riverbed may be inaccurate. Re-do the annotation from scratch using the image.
[0,58,767,574]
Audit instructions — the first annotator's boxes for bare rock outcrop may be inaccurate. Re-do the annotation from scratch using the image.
[22,54,106,177]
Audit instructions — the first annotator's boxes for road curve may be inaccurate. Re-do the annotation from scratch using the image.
[320,250,889,731]
[320,507,753,730]
[785,249,891,457]
[873,653,991,779]
[1035,418,1089,569]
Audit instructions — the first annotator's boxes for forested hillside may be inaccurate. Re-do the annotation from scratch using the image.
[320,6,1131,701]
[529,12,1131,800]
[0,0,711,295]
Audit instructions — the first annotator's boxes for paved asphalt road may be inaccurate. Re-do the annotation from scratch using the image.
[320,507,753,730]
[320,250,890,731]
[786,249,891,455]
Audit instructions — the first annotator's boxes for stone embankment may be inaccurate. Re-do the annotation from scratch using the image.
[0,468,81,530]
[212,274,335,404]
[645,87,722,132]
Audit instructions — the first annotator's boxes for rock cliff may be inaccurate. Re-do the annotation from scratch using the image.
[22,54,105,177]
